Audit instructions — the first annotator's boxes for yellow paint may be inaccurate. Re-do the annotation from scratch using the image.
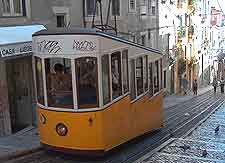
[38,92,164,151]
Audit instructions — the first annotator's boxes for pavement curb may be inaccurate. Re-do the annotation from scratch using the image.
[1,145,42,162]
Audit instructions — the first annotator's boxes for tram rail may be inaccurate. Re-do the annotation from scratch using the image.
[4,91,224,163]
[165,91,213,122]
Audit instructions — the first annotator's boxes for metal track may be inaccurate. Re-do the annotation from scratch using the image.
[4,91,224,163]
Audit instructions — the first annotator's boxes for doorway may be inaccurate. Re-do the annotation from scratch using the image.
[6,56,35,133]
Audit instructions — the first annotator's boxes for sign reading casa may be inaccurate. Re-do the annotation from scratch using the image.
[0,42,32,58]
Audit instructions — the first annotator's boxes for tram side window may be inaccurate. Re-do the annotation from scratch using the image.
[122,50,129,94]
[143,55,148,92]
[45,58,73,108]
[75,57,99,109]
[136,57,144,96]
[149,62,153,97]
[154,60,159,94]
[102,54,111,105]
[35,57,44,105]
[130,59,136,100]
[111,52,122,100]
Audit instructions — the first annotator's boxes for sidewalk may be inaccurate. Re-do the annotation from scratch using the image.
[0,85,213,162]
[0,126,41,162]
[163,85,213,109]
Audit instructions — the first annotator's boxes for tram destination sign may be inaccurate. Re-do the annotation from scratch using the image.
[0,42,32,58]
[33,35,99,55]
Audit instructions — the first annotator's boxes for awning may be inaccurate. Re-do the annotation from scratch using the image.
[0,25,46,58]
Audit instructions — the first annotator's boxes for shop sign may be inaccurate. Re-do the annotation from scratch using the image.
[33,35,99,55]
[0,42,32,58]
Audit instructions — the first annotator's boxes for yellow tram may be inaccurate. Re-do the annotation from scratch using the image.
[32,28,164,154]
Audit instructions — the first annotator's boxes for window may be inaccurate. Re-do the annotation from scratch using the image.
[160,59,163,89]
[86,0,98,16]
[143,55,148,91]
[164,70,167,88]
[13,0,22,14]
[112,0,120,16]
[129,0,136,11]
[2,0,24,16]
[148,29,151,40]
[122,50,129,93]
[57,15,66,27]
[2,0,10,14]
[35,57,44,105]
[111,52,122,99]
[75,57,98,109]
[149,62,153,97]
[152,6,156,15]
[136,57,143,96]
[130,59,136,100]
[154,60,159,93]
[102,55,111,105]
[45,58,73,108]
[141,35,146,46]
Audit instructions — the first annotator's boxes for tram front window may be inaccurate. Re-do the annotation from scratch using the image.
[45,58,73,108]
[75,57,99,109]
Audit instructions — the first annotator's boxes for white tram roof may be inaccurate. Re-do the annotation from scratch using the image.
[32,28,162,59]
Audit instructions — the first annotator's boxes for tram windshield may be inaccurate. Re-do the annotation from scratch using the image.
[45,58,74,108]
[75,57,99,109]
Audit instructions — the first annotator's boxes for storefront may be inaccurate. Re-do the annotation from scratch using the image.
[0,25,45,135]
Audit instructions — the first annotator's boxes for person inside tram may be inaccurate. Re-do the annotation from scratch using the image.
[48,63,73,106]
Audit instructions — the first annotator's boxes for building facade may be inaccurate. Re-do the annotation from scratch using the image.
[158,0,180,94]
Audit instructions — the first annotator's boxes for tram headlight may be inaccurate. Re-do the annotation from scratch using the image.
[56,123,68,136]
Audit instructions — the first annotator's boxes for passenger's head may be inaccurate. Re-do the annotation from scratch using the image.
[54,63,64,74]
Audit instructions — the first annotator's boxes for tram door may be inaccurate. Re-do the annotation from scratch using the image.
[6,56,35,132]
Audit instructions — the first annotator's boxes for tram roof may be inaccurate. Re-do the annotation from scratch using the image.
[33,28,162,55]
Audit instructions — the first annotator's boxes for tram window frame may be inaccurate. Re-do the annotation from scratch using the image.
[111,51,122,100]
[130,59,136,100]
[122,50,129,94]
[45,58,74,109]
[143,55,148,92]
[101,54,111,105]
[153,60,159,94]
[136,56,144,96]
[35,57,44,105]
[75,57,99,109]
[149,62,153,97]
